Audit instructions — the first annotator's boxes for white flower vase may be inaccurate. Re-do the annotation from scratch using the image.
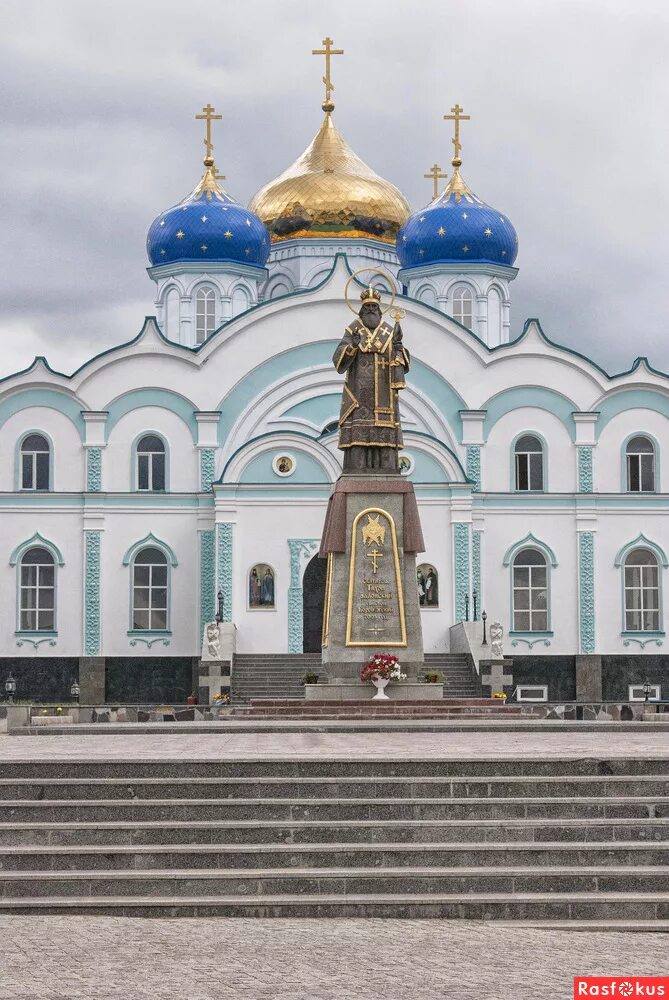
[371,676,390,700]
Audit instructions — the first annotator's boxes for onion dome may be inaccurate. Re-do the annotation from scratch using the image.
[248,112,410,244]
[397,104,518,269]
[147,106,269,269]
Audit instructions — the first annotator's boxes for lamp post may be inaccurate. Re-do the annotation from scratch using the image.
[4,673,16,704]
[642,679,652,704]
[464,593,470,622]
[472,589,478,622]
[70,680,80,703]
[215,590,224,624]
[481,611,488,646]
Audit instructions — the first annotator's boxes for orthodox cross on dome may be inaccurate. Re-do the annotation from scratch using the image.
[424,163,448,200]
[443,103,471,166]
[312,36,344,113]
[195,103,222,164]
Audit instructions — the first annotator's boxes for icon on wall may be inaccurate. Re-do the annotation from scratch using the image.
[417,563,439,607]
[249,564,276,609]
[273,454,295,477]
[398,453,413,475]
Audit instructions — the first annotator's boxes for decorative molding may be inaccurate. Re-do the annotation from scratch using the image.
[16,634,57,649]
[614,533,669,568]
[84,530,101,656]
[578,446,593,493]
[216,523,233,623]
[287,538,319,654]
[87,448,102,492]
[472,531,482,609]
[199,529,215,638]
[453,523,470,623]
[622,636,663,649]
[502,533,558,568]
[579,531,595,655]
[122,532,178,567]
[128,635,171,649]
[510,637,552,649]
[200,448,216,491]
[9,532,65,567]
[466,445,481,490]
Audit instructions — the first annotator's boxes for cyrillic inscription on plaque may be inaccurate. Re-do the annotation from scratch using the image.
[346,507,407,647]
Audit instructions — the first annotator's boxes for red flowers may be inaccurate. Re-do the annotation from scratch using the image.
[360,653,402,682]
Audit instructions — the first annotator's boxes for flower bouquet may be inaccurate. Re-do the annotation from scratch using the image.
[492,691,507,700]
[360,653,406,700]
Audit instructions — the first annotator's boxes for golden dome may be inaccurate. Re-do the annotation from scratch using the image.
[248,113,410,244]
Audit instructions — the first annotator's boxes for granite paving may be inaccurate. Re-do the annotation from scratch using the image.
[0,916,667,999]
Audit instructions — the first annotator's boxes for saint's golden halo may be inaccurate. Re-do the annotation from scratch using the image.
[344,267,397,316]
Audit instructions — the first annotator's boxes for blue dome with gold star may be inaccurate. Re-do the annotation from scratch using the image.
[397,167,518,270]
[147,161,269,269]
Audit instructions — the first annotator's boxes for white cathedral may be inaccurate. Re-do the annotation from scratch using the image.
[2,48,668,705]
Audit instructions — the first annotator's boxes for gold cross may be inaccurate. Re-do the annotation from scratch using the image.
[312,36,344,111]
[378,357,389,370]
[443,103,471,165]
[195,103,222,161]
[366,548,383,574]
[424,163,448,200]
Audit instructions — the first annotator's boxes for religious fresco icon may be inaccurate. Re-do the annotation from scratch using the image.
[273,454,295,477]
[417,563,439,607]
[248,564,276,609]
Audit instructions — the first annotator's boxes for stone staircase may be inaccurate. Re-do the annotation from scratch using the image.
[0,756,668,921]
[232,653,480,700]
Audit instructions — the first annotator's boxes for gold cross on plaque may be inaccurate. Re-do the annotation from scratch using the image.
[443,103,471,164]
[312,36,344,112]
[424,163,448,200]
[195,103,222,160]
[366,548,383,574]
[366,624,385,636]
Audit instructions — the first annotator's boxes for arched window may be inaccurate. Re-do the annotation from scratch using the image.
[417,286,437,308]
[20,547,55,632]
[132,547,168,631]
[488,287,502,346]
[624,548,659,632]
[248,563,275,610]
[512,548,548,632]
[269,282,290,299]
[626,436,655,492]
[451,285,474,330]
[20,434,50,491]
[195,286,216,344]
[136,435,166,492]
[231,285,250,316]
[164,288,180,341]
[514,435,544,491]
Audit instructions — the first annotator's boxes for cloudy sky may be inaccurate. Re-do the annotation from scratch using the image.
[1,0,667,377]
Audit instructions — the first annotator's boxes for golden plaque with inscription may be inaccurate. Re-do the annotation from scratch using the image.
[346,507,407,647]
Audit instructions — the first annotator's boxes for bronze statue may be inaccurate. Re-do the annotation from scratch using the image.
[333,286,409,472]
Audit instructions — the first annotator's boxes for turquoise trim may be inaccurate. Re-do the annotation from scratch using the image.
[128,632,172,649]
[130,430,170,492]
[578,447,594,493]
[0,390,85,440]
[578,531,595,654]
[282,394,340,428]
[620,431,659,493]
[216,523,233,623]
[502,533,558,568]
[483,388,577,441]
[510,430,548,492]
[9,532,65,567]
[84,530,101,656]
[15,632,58,649]
[239,450,329,485]
[287,539,319,653]
[466,445,481,490]
[14,429,54,492]
[200,449,216,491]
[598,390,669,436]
[199,529,215,639]
[106,390,197,443]
[509,632,553,649]
[122,533,178,567]
[622,633,664,649]
[472,531,482,609]
[453,523,470,622]
[86,448,102,492]
[614,534,669,568]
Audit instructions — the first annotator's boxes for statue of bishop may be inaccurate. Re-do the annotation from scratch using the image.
[333,286,409,473]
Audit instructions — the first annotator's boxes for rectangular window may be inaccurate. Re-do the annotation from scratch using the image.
[36,452,50,490]
[515,454,543,491]
[513,566,548,631]
[20,564,54,631]
[625,565,659,631]
[137,454,149,491]
[21,454,34,489]
[151,454,166,491]
[516,454,529,491]
[628,454,655,492]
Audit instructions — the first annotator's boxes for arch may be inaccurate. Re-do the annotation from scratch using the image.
[105,388,198,443]
[267,279,294,300]
[482,387,578,440]
[163,286,180,340]
[122,532,178,568]
[248,563,276,610]
[622,431,658,492]
[16,429,53,491]
[503,533,558,568]
[415,284,437,307]
[614,534,669,568]
[195,283,217,344]
[0,389,86,440]
[512,430,546,492]
[132,431,168,492]
[231,284,251,317]
[222,431,341,484]
[10,532,65,567]
[596,389,669,436]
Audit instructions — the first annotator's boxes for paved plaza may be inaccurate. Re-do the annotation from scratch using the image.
[0,916,668,1000]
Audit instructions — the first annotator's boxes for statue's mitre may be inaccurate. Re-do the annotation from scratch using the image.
[360,286,382,305]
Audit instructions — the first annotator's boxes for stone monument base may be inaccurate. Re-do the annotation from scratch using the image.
[305,682,442,701]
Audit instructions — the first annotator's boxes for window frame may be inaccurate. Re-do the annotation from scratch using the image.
[18,432,52,492]
[195,285,217,345]
[623,547,661,633]
[130,546,171,633]
[18,546,57,634]
[450,283,475,331]
[511,547,550,634]
[624,434,656,493]
[513,433,545,492]
[133,433,168,493]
